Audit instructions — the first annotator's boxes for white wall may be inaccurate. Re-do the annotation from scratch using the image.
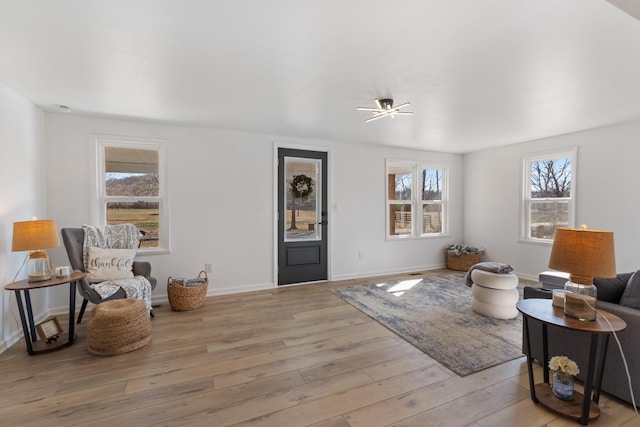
[44,113,463,311]
[330,142,464,278]
[0,84,47,351]
[4,91,639,351]
[464,121,640,279]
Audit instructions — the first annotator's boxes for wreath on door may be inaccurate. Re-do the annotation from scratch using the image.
[291,174,313,199]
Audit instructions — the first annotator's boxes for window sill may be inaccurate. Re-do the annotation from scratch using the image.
[518,238,553,246]
[387,234,451,241]
[137,247,171,256]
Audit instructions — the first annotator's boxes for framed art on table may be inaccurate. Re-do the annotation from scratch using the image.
[36,317,62,342]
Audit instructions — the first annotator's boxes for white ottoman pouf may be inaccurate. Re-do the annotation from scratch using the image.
[470,269,519,319]
[471,284,519,319]
[471,269,519,290]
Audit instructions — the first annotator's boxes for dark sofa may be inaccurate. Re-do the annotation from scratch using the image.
[523,271,640,406]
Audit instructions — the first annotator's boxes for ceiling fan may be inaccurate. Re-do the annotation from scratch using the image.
[357,98,413,123]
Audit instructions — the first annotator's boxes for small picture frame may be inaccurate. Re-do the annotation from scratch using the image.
[36,317,63,342]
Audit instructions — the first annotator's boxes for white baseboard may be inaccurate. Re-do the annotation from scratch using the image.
[148,282,275,304]
[331,264,446,282]
[1,311,50,354]
[515,271,538,282]
[206,281,274,296]
[43,268,536,316]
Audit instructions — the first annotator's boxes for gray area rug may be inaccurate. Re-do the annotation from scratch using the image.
[331,273,524,376]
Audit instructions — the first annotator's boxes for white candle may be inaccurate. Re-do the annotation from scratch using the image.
[552,290,567,308]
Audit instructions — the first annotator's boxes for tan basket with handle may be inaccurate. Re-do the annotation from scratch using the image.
[447,253,480,271]
[167,271,209,311]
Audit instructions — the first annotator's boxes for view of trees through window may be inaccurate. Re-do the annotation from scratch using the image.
[389,168,412,236]
[388,163,445,236]
[422,169,442,200]
[528,156,571,239]
[106,173,160,248]
[422,169,443,233]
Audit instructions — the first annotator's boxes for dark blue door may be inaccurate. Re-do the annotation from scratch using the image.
[278,148,328,285]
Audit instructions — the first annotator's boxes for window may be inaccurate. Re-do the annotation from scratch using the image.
[92,136,169,253]
[522,148,576,242]
[387,160,447,238]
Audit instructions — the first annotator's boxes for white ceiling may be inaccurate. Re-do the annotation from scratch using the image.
[2,0,640,153]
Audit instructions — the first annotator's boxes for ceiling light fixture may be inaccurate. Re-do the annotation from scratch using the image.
[357,98,413,123]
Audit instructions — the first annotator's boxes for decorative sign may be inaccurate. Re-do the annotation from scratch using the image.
[36,317,63,343]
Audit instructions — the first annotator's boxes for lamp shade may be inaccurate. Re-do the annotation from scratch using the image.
[12,219,61,252]
[548,227,616,284]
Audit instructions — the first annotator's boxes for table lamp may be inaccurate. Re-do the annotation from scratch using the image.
[548,225,616,321]
[12,218,61,282]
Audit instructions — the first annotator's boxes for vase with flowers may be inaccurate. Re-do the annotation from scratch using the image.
[549,355,580,401]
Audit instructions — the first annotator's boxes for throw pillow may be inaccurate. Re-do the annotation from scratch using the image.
[86,246,136,282]
[594,273,632,303]
[620,271,640,309]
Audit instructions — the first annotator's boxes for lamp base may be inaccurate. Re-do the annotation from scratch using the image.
[27,251,53,283]
[28,272,52,282]
[564,281,597,321]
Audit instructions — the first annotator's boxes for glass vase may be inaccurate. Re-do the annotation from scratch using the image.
[552,370,575,401]
[564,281,597,321]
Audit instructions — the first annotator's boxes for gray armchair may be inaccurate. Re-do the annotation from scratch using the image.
[61,227,157,323]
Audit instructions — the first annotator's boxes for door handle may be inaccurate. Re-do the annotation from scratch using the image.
[317,221,328,225]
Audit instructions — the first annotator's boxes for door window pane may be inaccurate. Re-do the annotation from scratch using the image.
[284,157,320,241]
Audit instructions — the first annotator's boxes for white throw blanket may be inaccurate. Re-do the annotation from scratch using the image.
[82,224,152,313]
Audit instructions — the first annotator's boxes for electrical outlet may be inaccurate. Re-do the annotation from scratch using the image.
[205,263,213,273]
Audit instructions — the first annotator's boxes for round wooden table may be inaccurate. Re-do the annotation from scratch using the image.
[5,271,86,355]
[517,298,626,425]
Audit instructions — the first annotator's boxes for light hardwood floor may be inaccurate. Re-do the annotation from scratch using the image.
[1,269,638,426]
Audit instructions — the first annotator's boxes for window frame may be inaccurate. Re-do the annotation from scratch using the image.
[520,147,577,244]
[386,159,449,239]
[91,135,170,254]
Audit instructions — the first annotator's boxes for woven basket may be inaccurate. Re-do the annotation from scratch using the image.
[167,271,209,311]
[447,252,480,271]
[87,299,152,356]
